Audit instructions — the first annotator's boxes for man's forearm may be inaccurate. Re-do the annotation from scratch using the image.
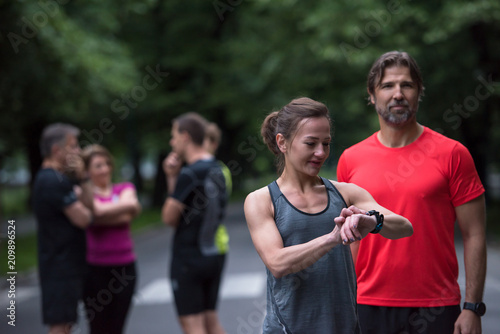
[79,181,95,211]
[463,235,487,302]
[456,195,487,303]
[167,176,177,196]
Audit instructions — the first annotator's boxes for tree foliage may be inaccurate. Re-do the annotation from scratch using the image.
[1,0,499,208]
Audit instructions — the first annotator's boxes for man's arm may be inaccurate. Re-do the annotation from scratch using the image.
[454,194,486,334]
[63,180,94,229]
[78,179,94,210]
[162,197,184,227]
[161,152,184,227]
[164,152,182,195]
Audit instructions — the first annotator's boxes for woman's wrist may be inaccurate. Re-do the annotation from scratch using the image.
[329,227,343,246]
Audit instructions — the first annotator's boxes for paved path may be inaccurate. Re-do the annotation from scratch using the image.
[2,203,500,333]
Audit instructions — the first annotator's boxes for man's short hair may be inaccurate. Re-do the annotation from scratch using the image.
[367,51,425,102]
[40,123,80,158]
[205,122,222,145]
[173,112,208,146]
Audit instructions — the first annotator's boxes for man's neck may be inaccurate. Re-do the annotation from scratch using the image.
[184,146,213,165]
[377,121,424,148]
[42,158,63,172]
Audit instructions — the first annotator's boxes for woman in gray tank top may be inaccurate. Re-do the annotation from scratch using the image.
[244,97,413,333]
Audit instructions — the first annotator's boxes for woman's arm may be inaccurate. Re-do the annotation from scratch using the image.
[334,181,413,240]
[244,187,343,279]
[93,187,141,225]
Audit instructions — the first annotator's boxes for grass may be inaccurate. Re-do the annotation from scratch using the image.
[1,233,38,274]
[130,207,162,232]
[0,207,164,277]
[1,185,29,217]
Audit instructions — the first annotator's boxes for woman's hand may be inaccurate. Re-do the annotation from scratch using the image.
[334,206,376,245]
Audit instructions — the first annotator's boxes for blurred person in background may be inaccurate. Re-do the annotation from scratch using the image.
[203,121,230,255]
[162,112,228,334]
[82,144,141,334]
[32,123,94,334]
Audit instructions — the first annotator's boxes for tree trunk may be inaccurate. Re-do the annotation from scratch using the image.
[151,151,167,208]
[25,121,44,210]
[468,22,500,203]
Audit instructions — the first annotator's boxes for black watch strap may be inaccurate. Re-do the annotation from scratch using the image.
[463,302,486,316]
[366,210,384,234]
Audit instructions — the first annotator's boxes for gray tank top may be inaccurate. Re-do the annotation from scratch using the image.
[263,177,359,333]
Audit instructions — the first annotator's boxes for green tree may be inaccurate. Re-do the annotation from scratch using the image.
[0,1,139,186]
[1,0,498,215]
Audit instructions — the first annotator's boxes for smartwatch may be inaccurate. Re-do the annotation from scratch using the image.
[366,210,384,234]
[463,302,486,316]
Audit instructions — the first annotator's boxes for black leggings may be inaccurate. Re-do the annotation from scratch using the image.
[83,262,137,334]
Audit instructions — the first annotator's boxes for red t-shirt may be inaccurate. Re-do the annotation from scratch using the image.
[337,127,484,307]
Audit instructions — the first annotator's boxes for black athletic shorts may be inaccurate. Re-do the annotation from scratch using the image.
[170,253,226,316]
[40,276,84,325]
[358,304,461,334]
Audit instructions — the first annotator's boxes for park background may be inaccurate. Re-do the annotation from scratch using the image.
[1,0,500,271]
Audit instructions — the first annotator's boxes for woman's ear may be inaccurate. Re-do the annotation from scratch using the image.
[276,133,287,153]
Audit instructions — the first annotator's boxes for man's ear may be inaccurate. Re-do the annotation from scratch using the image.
[276,133,287,153]
[51,143,62,158]
[179,130,190,143]
[368,88,375,105]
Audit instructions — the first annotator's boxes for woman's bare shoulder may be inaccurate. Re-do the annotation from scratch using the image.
[245,186,271,206]
[327,179,365,206]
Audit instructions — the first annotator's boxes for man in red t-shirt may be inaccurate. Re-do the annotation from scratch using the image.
[337,51,487,334]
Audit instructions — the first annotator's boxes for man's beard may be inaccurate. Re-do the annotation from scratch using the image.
[376,100,417,126]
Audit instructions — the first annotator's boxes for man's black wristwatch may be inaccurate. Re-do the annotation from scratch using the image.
[366,210,384,234]
[463,302,486,316]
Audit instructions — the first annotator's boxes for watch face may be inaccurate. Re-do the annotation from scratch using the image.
[476,302,486,316]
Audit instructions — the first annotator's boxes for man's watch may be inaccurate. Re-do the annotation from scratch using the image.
[463,302,486,316]
[366,210,384,234]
